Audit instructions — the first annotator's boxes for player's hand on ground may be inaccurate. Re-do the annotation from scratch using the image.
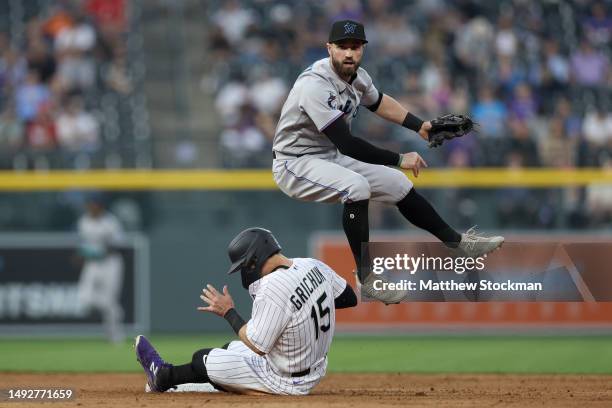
[417,121,432,141]
[198,284,235,317]
[399,152,428,178]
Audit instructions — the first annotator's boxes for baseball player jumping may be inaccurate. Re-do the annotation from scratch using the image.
[135,227,357,395]
[272,20,504,305]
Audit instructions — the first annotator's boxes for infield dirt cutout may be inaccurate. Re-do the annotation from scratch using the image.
[1,373,611,407]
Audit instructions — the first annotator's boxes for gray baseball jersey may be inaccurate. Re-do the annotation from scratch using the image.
[273,57,380,155]
[271,57,413,205]
[77,212,125,342]
[78,212,123,257]
[203,257,346,395]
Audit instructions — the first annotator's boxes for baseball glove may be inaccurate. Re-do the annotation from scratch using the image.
[427,114,476,148]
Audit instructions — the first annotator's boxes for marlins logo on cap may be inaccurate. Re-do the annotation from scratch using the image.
[344,22,357,34]
[328,19,368,44]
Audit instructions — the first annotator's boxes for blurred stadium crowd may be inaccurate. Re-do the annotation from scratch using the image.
[206,0,612,171]
[200,0,612,229]
[0,0,143,170]
[0,0,611,230]
[2,0,611,172]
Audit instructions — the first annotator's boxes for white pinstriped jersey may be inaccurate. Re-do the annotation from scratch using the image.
[246,257,347,376]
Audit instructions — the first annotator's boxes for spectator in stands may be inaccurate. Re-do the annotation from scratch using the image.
[570,39,609,87]
[0,104,23,159]
[214,72,250,125]
[582,107,612,159]
[509,82,538,122]
[539,117,575,168]
[506,118,540,167]
[55,12,97,90]
[471,85,507,139]
[539,39,569,111]
[248,66,287,116]
[542,39,569,86]
[584,2,612,48]
[495,13,517,59]
[449,83,470,116]
[26,101,57,152]
[212,0,256,46]
[421,62,452,114]
[104,52,132,95]
[401,71,427,115]
[14,69,50,122]
[453,16,494,91]
[496,57,525,97]
[85,0,127,37]
[219,103,267,168]
[43,5,74,40]
[369,13,421,64]
[26,38,56,85]
[555,97,582,140]
[0,46,27,96]
[56,94,99,153]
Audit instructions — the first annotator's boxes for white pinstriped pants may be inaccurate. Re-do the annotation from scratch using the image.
[205,341,326,396]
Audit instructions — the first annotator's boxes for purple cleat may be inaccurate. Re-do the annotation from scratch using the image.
[134,335,172,392]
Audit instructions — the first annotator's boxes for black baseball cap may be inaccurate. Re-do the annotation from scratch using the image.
[328,20,368,44]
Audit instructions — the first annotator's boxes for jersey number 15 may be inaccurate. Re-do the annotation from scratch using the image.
[310,292,331,340]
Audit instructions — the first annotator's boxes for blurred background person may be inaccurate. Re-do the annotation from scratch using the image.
[76,193,125,343]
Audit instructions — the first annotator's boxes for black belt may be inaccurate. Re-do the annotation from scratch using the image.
[291,368,311,377]
[272,151,329,159]
[273,151,306,159]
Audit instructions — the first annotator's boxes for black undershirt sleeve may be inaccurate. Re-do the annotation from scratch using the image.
[366,91,383,112]
[334,284,358,309]
[322,116,401,166]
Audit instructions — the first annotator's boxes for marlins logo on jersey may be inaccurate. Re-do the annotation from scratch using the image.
[273,57,379,155]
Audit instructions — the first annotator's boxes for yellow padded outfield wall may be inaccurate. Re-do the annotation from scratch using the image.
[0,168,611,190]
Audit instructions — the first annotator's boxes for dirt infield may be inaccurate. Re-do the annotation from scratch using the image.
[1,372,611,407]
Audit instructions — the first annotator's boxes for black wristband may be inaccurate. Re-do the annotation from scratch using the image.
[402,112,424,133]
[223,308,246,335]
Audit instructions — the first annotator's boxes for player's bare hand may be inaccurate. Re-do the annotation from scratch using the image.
[198,284,235,317]
[399,152,428,178]
[418,121,432,141]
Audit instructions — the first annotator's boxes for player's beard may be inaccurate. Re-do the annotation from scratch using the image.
[331,55,360,79]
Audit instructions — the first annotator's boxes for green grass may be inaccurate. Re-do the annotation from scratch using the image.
[0,335,611,374]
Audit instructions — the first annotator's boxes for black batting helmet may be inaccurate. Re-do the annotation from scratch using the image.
[227,227,282,289]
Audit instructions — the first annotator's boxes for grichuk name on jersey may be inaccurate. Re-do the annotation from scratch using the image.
[290,267,327,310]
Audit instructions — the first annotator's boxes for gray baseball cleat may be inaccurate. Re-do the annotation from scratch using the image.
[356,271,408,305]
[457,226,504,258]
